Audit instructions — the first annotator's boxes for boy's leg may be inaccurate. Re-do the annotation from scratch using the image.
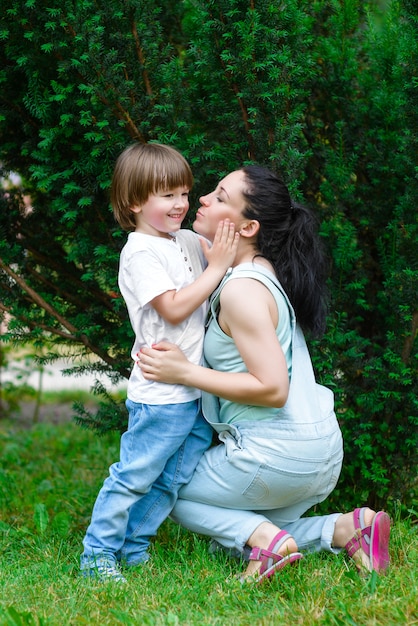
[81,400,201,573]
[121,410,213,567]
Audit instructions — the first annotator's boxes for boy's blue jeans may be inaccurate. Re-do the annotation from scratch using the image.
[80,398,212,570]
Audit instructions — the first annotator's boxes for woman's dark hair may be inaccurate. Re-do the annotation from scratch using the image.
[241,165,328,337]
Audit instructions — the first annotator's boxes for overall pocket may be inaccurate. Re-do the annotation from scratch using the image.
[241,457,322,508]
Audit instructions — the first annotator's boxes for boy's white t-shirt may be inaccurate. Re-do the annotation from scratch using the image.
[118,229,208,405]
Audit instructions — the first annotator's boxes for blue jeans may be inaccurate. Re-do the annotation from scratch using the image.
[81,399,213,569]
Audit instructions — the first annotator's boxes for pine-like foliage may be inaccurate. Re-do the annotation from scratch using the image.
[0,0,416,512]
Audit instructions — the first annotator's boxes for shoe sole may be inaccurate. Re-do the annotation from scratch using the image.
[370,511,390,573]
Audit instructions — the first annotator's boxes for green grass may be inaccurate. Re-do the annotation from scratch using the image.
[0,415,417,626]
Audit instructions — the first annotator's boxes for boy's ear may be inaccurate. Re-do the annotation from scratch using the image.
[239,220,260,237]
[130,205,142,214]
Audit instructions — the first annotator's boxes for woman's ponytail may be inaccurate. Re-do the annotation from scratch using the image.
[242,166,328,336]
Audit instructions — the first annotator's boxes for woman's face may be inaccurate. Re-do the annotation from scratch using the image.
[193,170,247,241]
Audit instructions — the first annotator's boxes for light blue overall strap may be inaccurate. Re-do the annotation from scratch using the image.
[203,263,335,431]
[236,265,335,424]
[239,266,335,424]
[204,263,295,434]
[207,263,296,329]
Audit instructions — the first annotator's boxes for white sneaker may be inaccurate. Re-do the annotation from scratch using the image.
[81,560,127,583]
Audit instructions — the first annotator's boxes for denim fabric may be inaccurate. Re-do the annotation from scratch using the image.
[169,265,345,555]
[170,416,343,554]
[81,399,212,570]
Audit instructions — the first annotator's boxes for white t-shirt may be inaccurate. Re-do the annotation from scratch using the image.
[118,229,207,404]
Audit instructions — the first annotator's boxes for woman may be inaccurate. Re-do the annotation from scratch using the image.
[138,165,390,582]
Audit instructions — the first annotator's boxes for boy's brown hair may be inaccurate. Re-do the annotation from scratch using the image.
[111,142,194,231]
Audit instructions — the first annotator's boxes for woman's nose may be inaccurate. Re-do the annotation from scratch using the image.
[199,193,209,205]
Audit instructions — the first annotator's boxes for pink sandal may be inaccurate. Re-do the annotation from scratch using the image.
[245,530,303,584]
[345,507,390,574]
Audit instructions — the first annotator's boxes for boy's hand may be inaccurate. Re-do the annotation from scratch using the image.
[200,219,239,270]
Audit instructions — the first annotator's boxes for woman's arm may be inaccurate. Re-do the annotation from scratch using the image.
[139,278,289,408]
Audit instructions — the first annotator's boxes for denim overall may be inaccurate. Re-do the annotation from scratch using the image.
[170,264,344,554]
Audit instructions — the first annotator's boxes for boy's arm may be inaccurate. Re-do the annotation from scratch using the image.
[151,220,239,325]
[139,279,289,408]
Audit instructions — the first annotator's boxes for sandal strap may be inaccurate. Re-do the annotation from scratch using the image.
[249,530,293,575]
[345,507,372,559]
[249,546,282,562]
[345,526,371,558]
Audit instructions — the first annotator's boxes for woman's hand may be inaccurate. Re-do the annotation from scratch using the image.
[138,277,290,408]
[137,342,191,384]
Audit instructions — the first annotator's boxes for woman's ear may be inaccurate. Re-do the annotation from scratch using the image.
[239,220,260,237]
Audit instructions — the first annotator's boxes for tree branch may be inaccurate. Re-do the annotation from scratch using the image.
[0,258,129,376]
[131,19,153,99]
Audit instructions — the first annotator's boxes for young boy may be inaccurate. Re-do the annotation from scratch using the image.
[80,142,238,582]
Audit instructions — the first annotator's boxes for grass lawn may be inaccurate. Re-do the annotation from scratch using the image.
[0,410,417,625]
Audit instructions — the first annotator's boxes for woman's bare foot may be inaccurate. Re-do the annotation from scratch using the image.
[332,507,376,571]
[243,522,299,579]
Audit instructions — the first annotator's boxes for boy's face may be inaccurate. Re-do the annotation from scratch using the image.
[131,186,190,237]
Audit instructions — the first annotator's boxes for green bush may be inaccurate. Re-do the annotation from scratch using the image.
[1,0,416,513]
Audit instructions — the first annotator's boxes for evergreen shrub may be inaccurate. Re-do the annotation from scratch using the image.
[0,0,416,512]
